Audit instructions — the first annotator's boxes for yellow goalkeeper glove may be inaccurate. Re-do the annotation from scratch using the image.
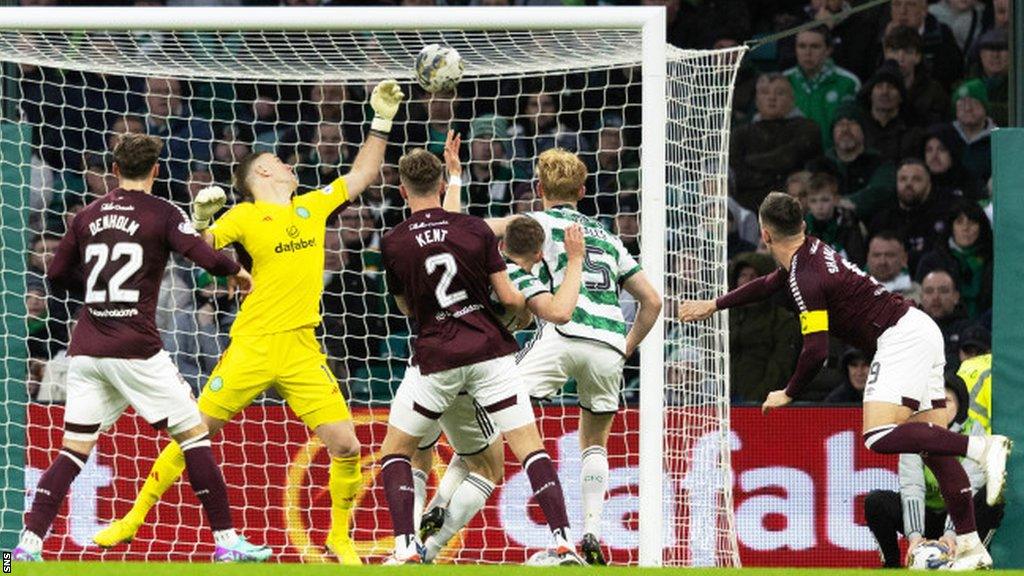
[192,185,226,231]
[370,79,405,134]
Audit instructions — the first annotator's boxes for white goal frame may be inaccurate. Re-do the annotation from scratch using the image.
[0,5,677,566]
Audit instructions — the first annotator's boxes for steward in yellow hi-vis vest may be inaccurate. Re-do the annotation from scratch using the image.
[956,326,992,433]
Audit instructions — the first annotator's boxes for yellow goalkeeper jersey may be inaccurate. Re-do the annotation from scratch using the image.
[209,177,349,337]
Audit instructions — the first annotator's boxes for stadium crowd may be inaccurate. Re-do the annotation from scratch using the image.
[15,0,998,415]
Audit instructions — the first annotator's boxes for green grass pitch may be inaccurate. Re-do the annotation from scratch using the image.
[12,565,1024,576]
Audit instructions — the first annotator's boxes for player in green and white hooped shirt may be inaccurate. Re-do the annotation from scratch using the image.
[419,146,662,564]
[509,148,662,564]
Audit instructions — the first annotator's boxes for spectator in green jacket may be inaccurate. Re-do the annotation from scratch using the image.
[784,25,861,150]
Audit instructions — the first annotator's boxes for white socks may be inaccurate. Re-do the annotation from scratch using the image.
[412,468,428,531]
[424,472,494,562]
[956,531,981,552]
[18,530,42,553]
[426,454,469,511]
[966,436,987,463]
[213,528,239,547]
[580,445,609,538]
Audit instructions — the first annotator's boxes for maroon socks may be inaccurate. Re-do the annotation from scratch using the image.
[24,448,89,538]
[523,450,570,539]
[381,454,416,539]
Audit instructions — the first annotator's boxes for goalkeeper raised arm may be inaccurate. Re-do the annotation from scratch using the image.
[93,81,405,566]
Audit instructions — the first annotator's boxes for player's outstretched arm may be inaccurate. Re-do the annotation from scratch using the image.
[191,185,226,247]
[763,330,829,413]
[344,80,405,200]
[441,130,463,213]
[527,224,585,324]
[681,268,786,323]
[622,271,663,358]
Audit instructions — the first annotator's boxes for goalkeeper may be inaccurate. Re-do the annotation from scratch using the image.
[93,80,405,565]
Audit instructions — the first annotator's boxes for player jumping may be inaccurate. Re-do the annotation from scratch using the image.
[378,147,586,565]
[92,81,405,565]
[416,146,662,564]
[13,134,268,562]
[679,192,1011,570]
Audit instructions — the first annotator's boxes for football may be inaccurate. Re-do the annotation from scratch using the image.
[907,540,952,570]
[525,548,561,566]
[415,44,464,93]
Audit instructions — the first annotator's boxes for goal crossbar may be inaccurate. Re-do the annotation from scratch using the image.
[0,6,663,32]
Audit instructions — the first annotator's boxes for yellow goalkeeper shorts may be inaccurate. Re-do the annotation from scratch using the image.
[198,328,350,429]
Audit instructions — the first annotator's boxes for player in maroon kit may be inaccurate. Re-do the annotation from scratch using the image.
[680,192,1011,569]
[378,148,583,565]
[12,134,269,562]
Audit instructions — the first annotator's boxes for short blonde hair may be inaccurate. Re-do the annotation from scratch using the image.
[537,148,587,202]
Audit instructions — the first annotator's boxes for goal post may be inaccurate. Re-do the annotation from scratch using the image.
[0,7,742,566]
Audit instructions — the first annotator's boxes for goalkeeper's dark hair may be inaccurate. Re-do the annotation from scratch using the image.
[504,216,546,258]
[399,148,444,197]
[759,191,805,238]
[112,133,163,180]
[233,151,269,203]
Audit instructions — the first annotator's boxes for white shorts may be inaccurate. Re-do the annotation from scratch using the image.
[863,307,946,412]
[389,355,533,442]
[64,351,201,442]
[520,323,626,414]
[415,388,500,456]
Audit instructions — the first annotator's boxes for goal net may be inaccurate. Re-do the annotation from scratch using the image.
[0,7,743,566]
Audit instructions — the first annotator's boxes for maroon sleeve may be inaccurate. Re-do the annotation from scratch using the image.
[164,204,240,277]
[381,235,405,296]
[481,221,505,275]
[715,268,785,310]
[45,226,82,289]
[783,332,830,398]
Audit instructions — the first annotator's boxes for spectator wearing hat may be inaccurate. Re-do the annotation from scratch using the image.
[726,251,800,404]
[730,72,822,211]
[949,79,996,184]
[869,159,949,271]
[784,26,861,150]
[916,200,993,319]
[857,60,922,165]
[466,114,518,218]
[882,26,950,128]
[956,325,992,432]
[928,0,985,54]
[824,347,871,404]
[815,105,896,221]
[922,124,983,201]
[866,230,922,302]
[966,28,1009,126]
